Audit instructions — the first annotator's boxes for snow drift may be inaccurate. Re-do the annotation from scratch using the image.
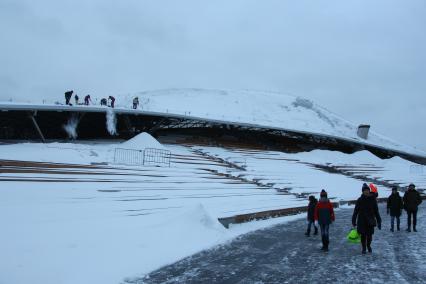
[121,132,165,150]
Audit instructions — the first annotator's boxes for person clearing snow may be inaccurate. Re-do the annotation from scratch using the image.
[64,90,73,105]
[84,95,92,105]
[108,96,116,108]
[133,97,139,109]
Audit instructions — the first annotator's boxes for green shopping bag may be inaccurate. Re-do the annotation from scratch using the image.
[347,229,361,244]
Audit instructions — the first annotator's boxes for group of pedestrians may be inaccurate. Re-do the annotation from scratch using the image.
[305,183,423,254]
[64,91,140,109]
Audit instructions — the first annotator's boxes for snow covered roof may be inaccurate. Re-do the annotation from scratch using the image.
[1,88,425,159]
[122,88,425,158]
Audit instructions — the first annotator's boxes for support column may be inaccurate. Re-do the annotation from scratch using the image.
[28,111,46,142]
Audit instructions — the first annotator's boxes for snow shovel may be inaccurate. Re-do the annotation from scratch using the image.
[347,228,360,244]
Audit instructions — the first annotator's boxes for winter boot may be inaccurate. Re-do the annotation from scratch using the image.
[397,225,400,231]
[324,240,329,252]
[305,231,310,237]
[390,227,394,232]
[320,238,325,250]
[413,227,417,232]
[406,228,411,232]
[314,227,318,235]
[362,242,367,254]
[367,246,372,253]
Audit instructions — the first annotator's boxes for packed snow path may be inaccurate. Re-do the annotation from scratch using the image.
[128,204,426,284]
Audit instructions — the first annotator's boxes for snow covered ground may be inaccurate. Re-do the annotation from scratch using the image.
[197,146,426,201]
[0,137,424,284]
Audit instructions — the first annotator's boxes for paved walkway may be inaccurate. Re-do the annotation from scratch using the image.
[128,204,426,284]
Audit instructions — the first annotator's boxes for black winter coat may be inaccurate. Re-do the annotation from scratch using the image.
[352,194,381,235]
[403,189,422,211]
[307,199,317,221]
[387,193,403,217]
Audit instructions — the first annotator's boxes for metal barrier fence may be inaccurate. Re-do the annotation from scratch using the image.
[143,148,172,167]
[113,148,171,167]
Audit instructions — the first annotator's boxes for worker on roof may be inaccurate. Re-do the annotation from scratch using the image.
[133,97,139,109]
[64,90,73,105]
[84,95,92,106]
[108,96,116,108]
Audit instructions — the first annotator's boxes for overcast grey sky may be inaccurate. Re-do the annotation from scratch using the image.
[0,0,425,150]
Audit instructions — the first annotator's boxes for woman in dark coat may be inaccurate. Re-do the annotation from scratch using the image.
[352,183,382,254]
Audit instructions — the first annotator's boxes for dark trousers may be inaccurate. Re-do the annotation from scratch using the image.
[320,224,330,249]
[306,221,318,235]
[361,234,372,251]
[391,215,400,230]
[320,224,330,240]
[407,210,418,229]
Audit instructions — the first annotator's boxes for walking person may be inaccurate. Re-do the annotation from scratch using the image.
[403,183,422,232]
[305,195,318,237]
[387,187,403,232]
[314,189,335,251]
[352,183,382,254]
[75,94,79,105]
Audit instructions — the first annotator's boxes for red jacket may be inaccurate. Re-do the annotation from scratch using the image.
[314,198,335,225]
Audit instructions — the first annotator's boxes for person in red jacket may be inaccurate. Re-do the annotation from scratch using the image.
[314,189,335,251]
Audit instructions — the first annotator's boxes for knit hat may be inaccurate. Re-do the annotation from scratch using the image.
[320,189,327,197]
[362,183,370,192]
[409,183,415,189]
